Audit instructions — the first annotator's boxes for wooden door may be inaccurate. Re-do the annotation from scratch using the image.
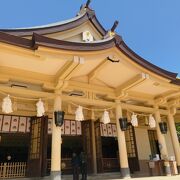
[81,120,93,174]
[148,130,161,158]
[26,116,48,177]
[125,124,140,173]
[94,121,103,173]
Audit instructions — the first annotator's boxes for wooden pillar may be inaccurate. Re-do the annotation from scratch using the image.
[91,120,97,174]
[51,91,62,180]
[115,100,130,178]
[154,105,171,176]
[167,108,180,174]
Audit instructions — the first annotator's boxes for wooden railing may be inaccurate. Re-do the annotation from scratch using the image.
[0,162,27,178]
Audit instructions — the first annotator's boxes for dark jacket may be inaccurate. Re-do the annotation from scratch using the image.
[71,155,80,167]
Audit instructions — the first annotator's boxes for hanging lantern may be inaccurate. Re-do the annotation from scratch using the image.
[159,122,168,134]
[75,106,84,121]
[119,117,128,131]
[54,111,65,127]
[149,114,156,128]
[2,95,13,114]
[101,110,110,124]
[131,113,138,127]
[36,99,45,117]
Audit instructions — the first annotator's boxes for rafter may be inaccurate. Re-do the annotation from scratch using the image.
[115,73,149,97]
[67,80,115,98]
[88,59,110,82]
[155,90,180,105]
[55,56,84,89]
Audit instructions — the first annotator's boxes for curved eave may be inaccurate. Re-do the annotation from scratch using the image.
[0,31,33,48]
[171,79,180,85]
[117,39,178,80]
[0,9,106,37]
[0,31,179,86]
[33,33,115,51]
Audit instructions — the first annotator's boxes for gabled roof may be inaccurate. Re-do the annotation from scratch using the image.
[0,7,179,86]
[0,8,106,37]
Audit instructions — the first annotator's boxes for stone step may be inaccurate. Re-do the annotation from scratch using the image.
[61,172,121,180]
[11,173,122,180]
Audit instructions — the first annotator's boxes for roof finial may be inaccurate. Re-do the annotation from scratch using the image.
[104,20,119,39]
[111,20,119,32]
[85,0,92,8]
[78,0,92,15]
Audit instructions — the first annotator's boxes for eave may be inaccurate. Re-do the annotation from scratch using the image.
[117,39,178,81]
[33,33,179,83]
[0,31,179,86]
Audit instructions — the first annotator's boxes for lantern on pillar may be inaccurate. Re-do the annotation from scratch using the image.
[54,111,65,127]
[119,117,128,131]
[159,122,168,134]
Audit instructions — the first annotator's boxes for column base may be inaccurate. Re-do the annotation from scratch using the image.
[50,171,61,180]
[121,168,131,179]
[164,164,171,176]
[177,166,180,174]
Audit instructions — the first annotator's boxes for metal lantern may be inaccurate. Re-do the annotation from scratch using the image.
[159,122,168,134]
[54,111,65,127]
[119,117,128,131]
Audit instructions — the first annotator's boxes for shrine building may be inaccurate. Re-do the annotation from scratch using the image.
[0,1,179,180]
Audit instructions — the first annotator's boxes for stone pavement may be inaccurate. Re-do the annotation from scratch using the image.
[131,176,180,180]
[61,174,180,180]
[12,173,180,180]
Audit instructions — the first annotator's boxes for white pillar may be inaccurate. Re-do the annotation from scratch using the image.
[168,108,180,174]
[116,100,130,178]
[154,105,171,176]
[51,92,62,180]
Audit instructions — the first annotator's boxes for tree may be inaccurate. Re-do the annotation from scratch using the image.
[176,123,180,142]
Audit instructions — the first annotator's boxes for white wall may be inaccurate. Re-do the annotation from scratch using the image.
[135,127,175,160]
[135,128,151,160]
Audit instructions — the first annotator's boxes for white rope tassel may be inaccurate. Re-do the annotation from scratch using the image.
[75,106,84,121]
[2,95,13,114]
[36,98,45,117]
[149,114,156,128]
[131,113,138,127]
[101,110,111,124]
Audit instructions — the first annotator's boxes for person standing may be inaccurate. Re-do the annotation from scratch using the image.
[71,153,80,180]
[80,152,87,180]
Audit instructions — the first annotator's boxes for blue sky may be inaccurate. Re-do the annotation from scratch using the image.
[0,0,179,75]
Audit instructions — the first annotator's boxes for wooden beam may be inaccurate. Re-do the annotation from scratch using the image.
[55,56,79,80]
[55,56,84,89]
[0,84,168,115]
[67,80,115,97]
[61,95,168,115]
[0,86,54,99]
[88,59,110,82]
[115,73,149,97]
[155,91,180,105]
